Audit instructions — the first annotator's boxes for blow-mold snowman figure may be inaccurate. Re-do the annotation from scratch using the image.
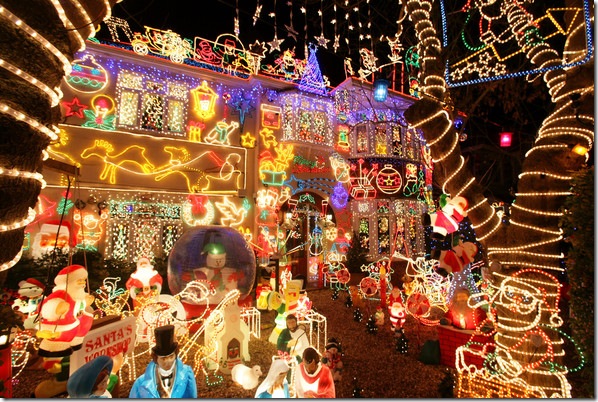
[193,242,236,304]
[12,278,45,329]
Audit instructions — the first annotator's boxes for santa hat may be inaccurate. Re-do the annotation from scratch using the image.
[54,265,88,286]
[19,278,45,290]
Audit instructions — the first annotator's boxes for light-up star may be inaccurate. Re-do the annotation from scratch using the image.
[268,35,284,53]
[285,23,299,41]
[315,33,329,49]
[61,97,88,118]
[249,40,267,58]
[241,132,256,148]
[333,35,340,52]
[253,4,262,25]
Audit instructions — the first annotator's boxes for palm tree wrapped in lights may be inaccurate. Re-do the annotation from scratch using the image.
[0,1,120,272]
[403,0,593,397]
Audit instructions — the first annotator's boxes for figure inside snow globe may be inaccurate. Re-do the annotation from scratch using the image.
[168,226,256,318]
[193,242,237,304]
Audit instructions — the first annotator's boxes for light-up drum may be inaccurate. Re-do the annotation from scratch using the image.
[168,226,256,318]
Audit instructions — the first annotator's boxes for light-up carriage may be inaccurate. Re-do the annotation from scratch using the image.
[131,26,193,64]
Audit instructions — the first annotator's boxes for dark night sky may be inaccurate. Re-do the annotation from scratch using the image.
[108,0,243,43]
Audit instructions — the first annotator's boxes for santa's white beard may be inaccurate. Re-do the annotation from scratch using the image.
[54,284,88,300]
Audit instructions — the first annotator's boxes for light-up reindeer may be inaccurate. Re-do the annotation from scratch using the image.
[80,140,155,184]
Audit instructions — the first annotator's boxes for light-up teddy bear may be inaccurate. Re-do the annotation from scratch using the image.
[12,278,45,329]
[126,257,163,311]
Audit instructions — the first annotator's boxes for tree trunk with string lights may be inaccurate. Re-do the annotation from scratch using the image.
[403,0,593,397]
[0,1,119,272]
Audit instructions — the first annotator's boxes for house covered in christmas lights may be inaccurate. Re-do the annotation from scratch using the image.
[30,18,432,289]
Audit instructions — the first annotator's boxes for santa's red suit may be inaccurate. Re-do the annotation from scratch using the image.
[37,265,93,357]
[126,257,163,310]
[295,362,335,398]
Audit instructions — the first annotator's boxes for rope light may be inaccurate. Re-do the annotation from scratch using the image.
[518,171,572,180]
[0,102,58,141]
[510,202,564,216]
[0,247,24,272]
[0,167,46,188]
[467,197,488,212]
[0,58,60,106]
[441,156,465,193]
[509,219,563,235]
[515,191,572,197]
[475,217,501,241]
[0,6,73,75]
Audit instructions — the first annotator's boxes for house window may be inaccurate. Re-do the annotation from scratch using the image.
[116,70,189,136]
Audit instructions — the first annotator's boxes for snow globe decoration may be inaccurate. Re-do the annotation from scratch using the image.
[168,226,256,317]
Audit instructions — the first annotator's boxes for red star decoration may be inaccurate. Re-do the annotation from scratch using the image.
[61,97,88,118]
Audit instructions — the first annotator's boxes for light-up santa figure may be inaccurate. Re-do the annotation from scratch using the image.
[35,265,95,398]
[126,257,163,311]
[387,285,406,332]
[458,268,572,398]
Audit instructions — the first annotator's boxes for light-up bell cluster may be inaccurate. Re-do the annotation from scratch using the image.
[0,2,117,271]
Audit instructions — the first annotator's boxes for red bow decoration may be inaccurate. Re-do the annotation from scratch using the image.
[277,350,293,363]
[188,194,208,215]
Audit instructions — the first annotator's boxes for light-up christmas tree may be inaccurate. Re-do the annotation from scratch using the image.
[297,43,327,96]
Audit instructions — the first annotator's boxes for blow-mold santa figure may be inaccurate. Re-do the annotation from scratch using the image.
[126,257,163,311]
[35,265,95,398]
